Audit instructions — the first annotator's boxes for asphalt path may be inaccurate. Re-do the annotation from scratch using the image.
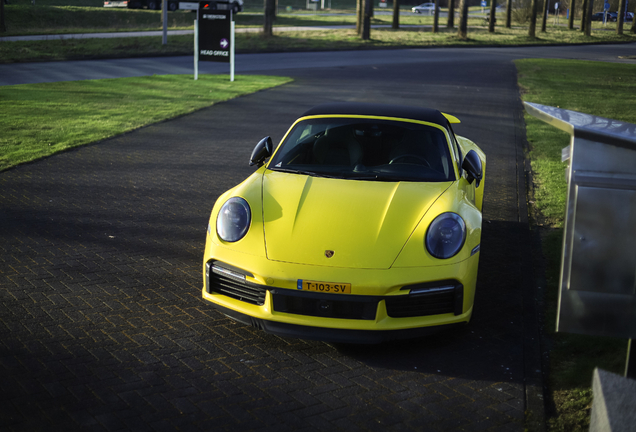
[0,45,634,431]
[1,43,635,86]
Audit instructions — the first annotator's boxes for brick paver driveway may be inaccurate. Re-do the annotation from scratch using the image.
[1,52,539,431]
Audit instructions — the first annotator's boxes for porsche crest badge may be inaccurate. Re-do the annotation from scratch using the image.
[324,250,335,258]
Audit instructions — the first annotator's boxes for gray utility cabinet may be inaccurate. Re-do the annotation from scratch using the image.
[524,102,636,339]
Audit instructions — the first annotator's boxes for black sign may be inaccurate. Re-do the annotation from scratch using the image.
[198,8,231,63]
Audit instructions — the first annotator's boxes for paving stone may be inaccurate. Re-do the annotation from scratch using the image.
[0,59,542,432]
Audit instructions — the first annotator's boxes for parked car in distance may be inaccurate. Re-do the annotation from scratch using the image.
[412,2,439,13]
[590,12,605,21]
[103,0,128,6]
[115,0,243,12]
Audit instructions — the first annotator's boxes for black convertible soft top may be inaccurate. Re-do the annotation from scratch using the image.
[301,102,450,127]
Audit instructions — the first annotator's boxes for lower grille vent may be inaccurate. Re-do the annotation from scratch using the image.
[386,283,463,318]
[206,261,267,306]
[272,290,378,320]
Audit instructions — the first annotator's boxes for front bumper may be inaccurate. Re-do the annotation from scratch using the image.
[201,245,479,342]
[213,301,467,344]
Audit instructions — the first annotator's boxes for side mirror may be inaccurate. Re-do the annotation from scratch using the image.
[250,136,273,167]
[462,150,483,188]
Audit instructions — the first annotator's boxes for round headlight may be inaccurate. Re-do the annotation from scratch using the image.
[216,197,251,242]
[425,212,466,259]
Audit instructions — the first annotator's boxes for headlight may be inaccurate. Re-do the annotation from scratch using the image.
[425,212,466,259]
[216,197,251,242]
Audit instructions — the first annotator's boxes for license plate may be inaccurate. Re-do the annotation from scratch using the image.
[298,280,351,294]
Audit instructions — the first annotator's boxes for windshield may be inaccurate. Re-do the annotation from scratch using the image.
[267,118,456,182]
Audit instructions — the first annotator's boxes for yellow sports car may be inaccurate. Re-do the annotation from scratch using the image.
[203,103,485,343]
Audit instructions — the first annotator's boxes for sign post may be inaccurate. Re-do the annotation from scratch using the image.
[194,14,199,80]
[193,2,235,82]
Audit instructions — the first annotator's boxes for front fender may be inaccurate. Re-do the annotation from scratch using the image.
[392,183,482,268]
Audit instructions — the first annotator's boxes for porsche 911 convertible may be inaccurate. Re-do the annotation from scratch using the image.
[202,103,485,343]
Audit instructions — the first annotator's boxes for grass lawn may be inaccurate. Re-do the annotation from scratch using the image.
[2,4,636,63]
[3,25,636,63]
[516,58,636,431]
[0,74,292,172]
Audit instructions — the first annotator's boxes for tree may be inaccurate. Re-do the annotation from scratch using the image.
[433,0,440,32]
[583,0,593,35]
[568,0,576,29]
[1,0,6,33]
[506,0,512,27]
[392,0,400,29]
[361,0,372,40]
[447,0,455,28]
[263,0,276,36]
[632,12,636,34]
[529,0,539,36]
[488,0,497,32]
[580,0,588,32]
[616,0,625,34]
[357,0,363,34]
[457,0,469,38]
[541,0,548,31]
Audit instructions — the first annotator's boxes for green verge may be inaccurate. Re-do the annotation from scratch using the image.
[3,26,636,63]
[516,59,636,431]
[0,74,292,172]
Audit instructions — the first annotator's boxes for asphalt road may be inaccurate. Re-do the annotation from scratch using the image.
[1,45,634,431]
[1,43,635,86]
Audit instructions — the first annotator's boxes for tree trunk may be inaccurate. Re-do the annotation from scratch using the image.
[361,0,371,39]
[568,0,575,29]
[616,0,625,34]
[505,0,512,27]
[447,0,455,28]
[584,0,593,35]
[263,0,275,37]
[529,0,538,37]
[632,12,636,33]
[356,0,363,34]
[457,0,468,38]
[580,0,588,32]
[433,0,439,32]
[488,0,496,32]
[0,0,6,33]
[392,0,399,29]
[541,0,548,31]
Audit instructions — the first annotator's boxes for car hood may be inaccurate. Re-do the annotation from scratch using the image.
[262,170,451,269]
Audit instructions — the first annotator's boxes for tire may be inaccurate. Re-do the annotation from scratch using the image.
[147,0,160,10]
[168,1,177,10]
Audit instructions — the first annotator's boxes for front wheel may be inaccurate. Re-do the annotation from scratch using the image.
[168,1,177,10]
[147,0,160,10]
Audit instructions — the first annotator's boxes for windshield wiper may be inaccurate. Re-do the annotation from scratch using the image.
[369,175,411,182]
[269,168,340,179]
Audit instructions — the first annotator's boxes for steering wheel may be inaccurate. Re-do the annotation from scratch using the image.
[389,154,431,167]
